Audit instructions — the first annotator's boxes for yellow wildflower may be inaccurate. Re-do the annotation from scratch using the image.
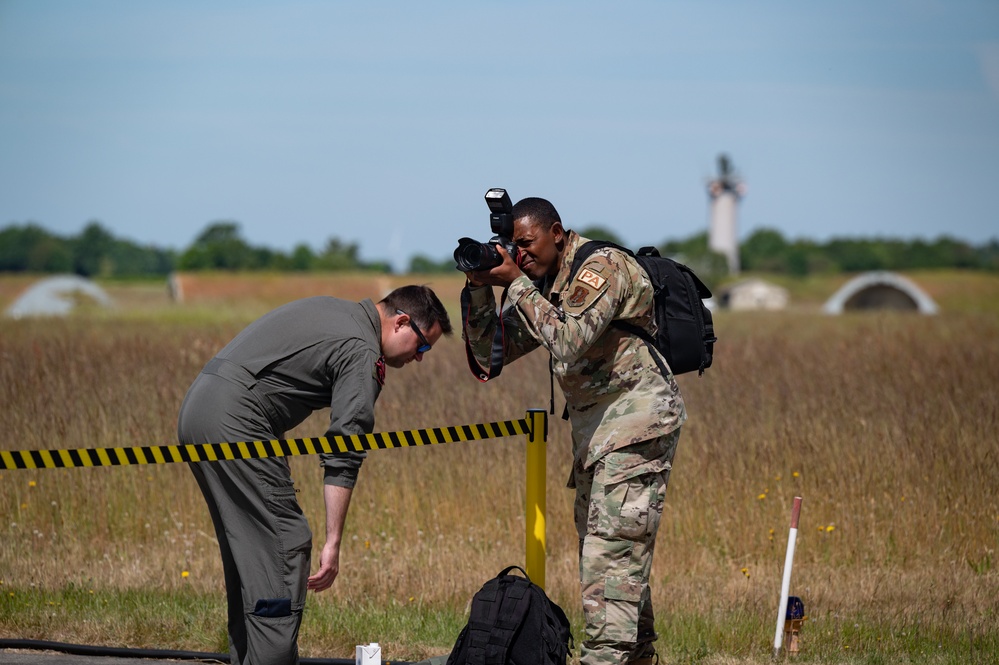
[181,570,190,578]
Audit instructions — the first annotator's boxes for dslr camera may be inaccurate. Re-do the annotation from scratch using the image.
[453,188,519,272]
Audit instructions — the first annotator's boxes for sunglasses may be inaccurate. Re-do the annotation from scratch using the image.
[396,309,432,353]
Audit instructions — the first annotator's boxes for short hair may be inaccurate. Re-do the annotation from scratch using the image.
[379,285,453,337]
[511,197,561,231]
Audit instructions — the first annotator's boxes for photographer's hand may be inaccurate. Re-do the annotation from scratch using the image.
[466,245,523,287]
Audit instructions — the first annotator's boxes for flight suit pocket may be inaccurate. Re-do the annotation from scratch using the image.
[245,611,301,665]
[267,487,312,608]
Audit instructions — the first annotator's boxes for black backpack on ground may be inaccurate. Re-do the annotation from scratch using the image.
[446,566,572,665]
[568,240,717,377]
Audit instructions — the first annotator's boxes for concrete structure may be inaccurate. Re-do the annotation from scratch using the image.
[720,278,789,311]
[707,154,746,275]
[4,275,114,319]
[823,271,938,315]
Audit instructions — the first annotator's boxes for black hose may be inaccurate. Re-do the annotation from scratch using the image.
[0,639,414,664]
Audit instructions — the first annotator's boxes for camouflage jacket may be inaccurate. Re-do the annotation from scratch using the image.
[463,230,686,470]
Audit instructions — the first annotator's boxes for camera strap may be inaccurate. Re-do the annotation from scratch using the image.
[460,283,509,382]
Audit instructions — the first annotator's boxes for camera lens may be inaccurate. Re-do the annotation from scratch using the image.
[454,238,501,272]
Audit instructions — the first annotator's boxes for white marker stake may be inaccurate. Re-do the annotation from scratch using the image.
[773,496,802,659]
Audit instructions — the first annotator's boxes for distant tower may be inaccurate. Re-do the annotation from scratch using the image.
[707,154,746,274]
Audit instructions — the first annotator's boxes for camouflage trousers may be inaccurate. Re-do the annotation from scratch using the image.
[573,430,680,665]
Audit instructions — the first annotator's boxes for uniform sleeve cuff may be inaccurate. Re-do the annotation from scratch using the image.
[323,466,359,489]
[466,284,494,306]
[321,451,365,489]
[506,275,536,304]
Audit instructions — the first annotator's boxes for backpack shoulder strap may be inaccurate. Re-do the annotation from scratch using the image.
[567,240,634,282]
[565,240,645,338]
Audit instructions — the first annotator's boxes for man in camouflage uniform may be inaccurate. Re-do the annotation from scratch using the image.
[462,197,685,665]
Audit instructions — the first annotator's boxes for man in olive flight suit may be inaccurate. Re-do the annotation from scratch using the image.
[178,285,452,665]
[462,197,686,665]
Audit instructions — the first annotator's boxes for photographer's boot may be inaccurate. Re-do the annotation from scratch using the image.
[629,643,659,665]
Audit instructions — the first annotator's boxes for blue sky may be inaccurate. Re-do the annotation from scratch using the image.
[1,1,997,270]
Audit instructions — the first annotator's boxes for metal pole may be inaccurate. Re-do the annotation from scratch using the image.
[773,496,803,659]
[525,409,548,589]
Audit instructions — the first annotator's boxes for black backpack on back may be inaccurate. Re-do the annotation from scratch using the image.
[446,566,572,665]
[568,241,717,376]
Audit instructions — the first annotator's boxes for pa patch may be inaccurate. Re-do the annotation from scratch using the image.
[563,260,611,313]
[577,268,606,290]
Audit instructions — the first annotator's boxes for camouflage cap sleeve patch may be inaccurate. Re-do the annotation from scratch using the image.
[562,260,611,314]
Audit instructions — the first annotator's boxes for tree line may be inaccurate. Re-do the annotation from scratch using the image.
[0,221,389,277]
[412,225,999,283]
[1,220,996,279]
[658,228,999,286]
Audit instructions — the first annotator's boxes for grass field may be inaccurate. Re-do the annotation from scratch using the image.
[1,270,997,664]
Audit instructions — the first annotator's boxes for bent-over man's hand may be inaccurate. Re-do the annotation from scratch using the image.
[309,483,352,592]
[307,540,340,592]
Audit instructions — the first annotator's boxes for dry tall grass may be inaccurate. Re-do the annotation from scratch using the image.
[1,273,997,661]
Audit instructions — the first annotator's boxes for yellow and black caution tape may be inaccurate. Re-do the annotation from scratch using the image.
[0,418,531,471]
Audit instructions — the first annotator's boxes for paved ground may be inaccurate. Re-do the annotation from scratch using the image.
[0,653,215,665]
[0,648,422,665]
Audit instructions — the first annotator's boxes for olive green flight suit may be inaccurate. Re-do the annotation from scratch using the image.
[178,297,383,665]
